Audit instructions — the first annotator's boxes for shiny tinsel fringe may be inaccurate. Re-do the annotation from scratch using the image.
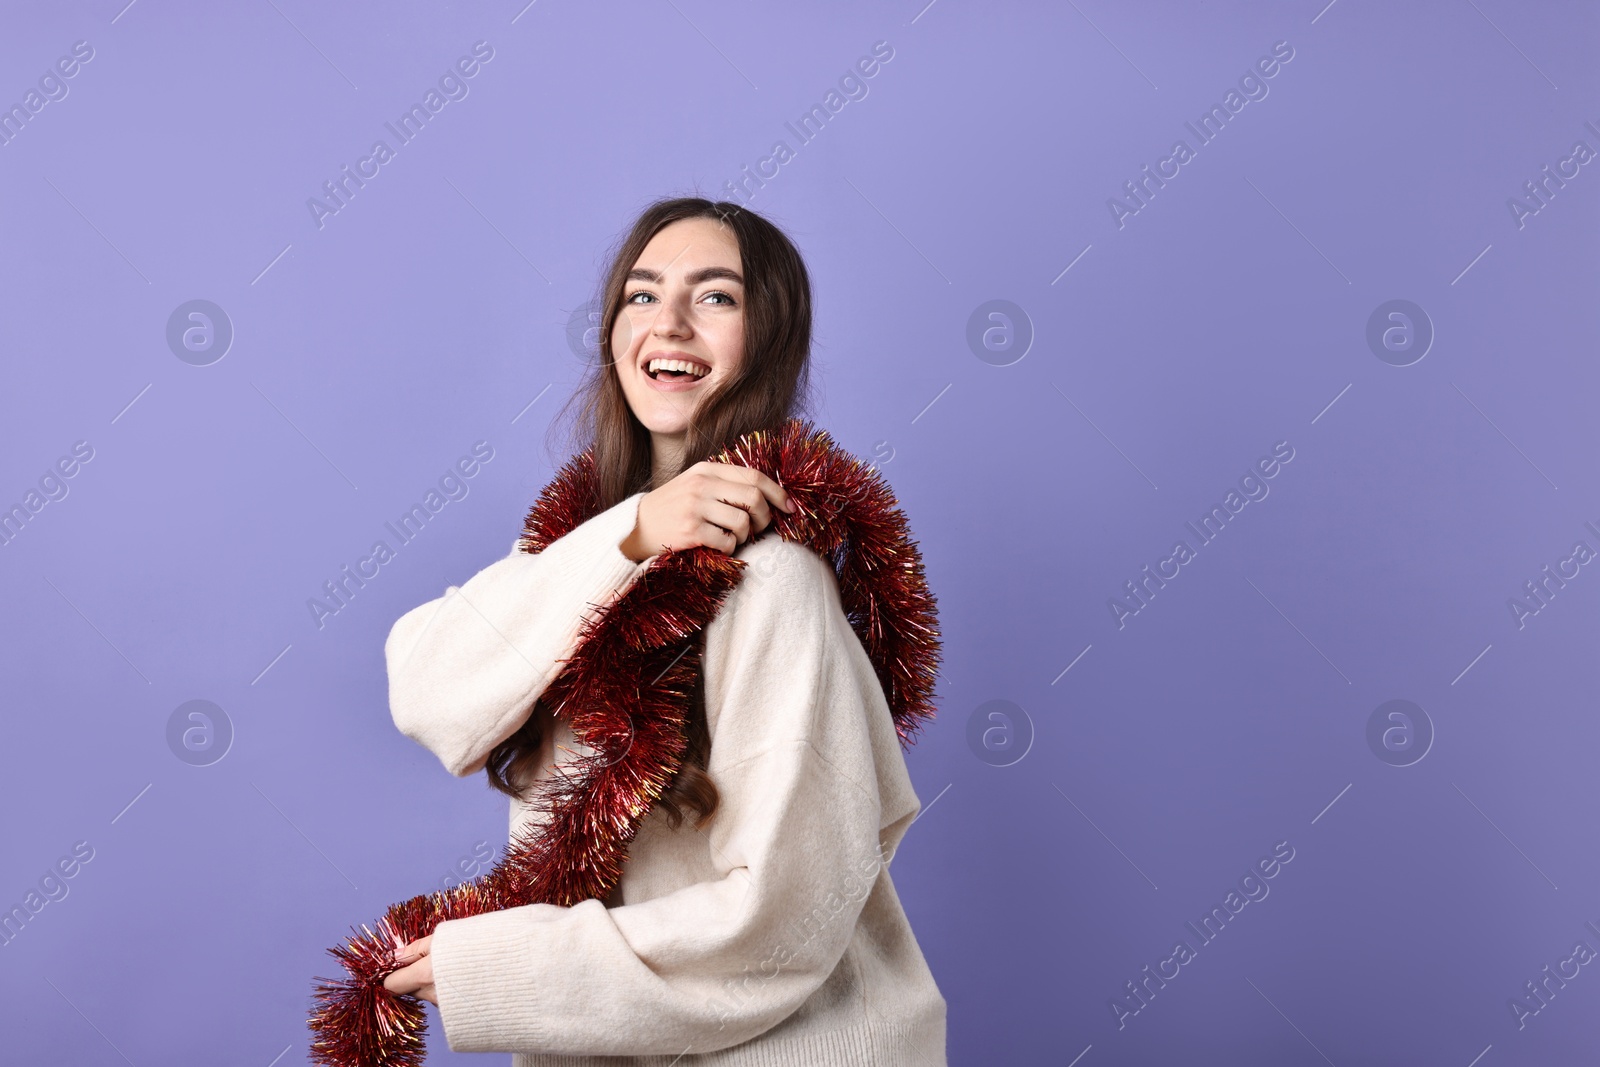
[307,417,941,1064]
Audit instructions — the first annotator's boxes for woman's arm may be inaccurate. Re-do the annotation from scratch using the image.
[386,490,658,778]
[423,538,910,1057]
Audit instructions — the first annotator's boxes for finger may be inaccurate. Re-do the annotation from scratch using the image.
[696,519,740,556]
[706,462,793,514]
[706,498,755,544]
[383,969,411,995]
[748,469,794,514]
[723,480,775,532]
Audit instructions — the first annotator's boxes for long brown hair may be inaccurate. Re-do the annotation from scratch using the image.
[484,195,816,831]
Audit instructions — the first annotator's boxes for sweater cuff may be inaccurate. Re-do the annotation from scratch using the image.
[386,491,659,782]
[430,905,551,1053]
[542,490,655,595]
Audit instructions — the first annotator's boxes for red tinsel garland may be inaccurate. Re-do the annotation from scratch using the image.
[306,417,941,1065]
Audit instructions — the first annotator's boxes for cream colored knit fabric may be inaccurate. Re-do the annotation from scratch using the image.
[385,491,947,1065]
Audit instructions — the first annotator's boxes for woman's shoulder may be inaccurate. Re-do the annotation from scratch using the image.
[709,533,844,683]
[723,532,866,665]
[700,529,909,812]
[728,532,840,613]
[697,534,853,752]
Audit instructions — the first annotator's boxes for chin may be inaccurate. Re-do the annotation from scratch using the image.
[644,420,689,437]
[635,408,692,436]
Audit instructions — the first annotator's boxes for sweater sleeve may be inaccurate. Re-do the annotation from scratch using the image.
[386,491,656,779]
[425,538,891,1057]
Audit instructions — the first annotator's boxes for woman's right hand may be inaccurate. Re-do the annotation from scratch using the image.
[620,461,795,561]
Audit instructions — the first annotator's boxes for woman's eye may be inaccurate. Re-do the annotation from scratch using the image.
[625,289,736,306]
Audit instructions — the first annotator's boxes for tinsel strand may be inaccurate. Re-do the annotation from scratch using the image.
[307,417,940,1065]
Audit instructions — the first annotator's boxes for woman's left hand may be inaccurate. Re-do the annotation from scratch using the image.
[383,934,437,1005]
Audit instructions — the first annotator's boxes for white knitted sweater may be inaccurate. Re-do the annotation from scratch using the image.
[385,490,948,1065]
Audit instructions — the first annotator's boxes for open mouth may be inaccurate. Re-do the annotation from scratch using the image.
[645,357,711,382]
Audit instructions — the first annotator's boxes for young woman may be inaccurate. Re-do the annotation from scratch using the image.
[380,197,947,1064]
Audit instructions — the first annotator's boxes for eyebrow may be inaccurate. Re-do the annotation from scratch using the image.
[626,266,744,286]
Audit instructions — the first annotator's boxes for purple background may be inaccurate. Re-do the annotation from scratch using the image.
[1,1,1596,1063]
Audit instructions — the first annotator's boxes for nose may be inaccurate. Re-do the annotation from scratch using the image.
[649,296,692,339]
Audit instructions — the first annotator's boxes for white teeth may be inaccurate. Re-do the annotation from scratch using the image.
[647,357,710,378]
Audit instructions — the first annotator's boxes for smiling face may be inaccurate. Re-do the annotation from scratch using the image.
[612,216,746,447]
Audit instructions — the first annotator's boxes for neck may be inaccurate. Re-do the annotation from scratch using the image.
[651,430,687,488]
